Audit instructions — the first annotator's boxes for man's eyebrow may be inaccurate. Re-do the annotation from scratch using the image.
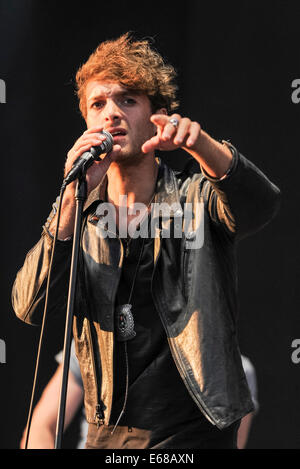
[88,90,137,104]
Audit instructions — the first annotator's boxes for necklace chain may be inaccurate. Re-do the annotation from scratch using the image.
[123,190,156,257]
[112,189,156,435]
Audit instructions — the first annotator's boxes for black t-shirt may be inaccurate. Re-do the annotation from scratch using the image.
[86,222,238,449]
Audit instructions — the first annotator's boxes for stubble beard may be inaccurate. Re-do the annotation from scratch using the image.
[113,137,153,169]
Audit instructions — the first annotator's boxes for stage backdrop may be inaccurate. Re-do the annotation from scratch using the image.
[0,0,298,448]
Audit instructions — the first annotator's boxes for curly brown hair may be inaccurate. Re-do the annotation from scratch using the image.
[75,33,179,118]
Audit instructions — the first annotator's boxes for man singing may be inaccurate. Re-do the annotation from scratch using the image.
[12,33,280,449]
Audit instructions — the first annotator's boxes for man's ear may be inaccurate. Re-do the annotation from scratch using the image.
[155,108,168,115]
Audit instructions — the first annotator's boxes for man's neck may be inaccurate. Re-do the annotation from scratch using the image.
[106,156,159,209]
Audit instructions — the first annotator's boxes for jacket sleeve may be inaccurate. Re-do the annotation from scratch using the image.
[199,144,281,241]
[11,201,73,326]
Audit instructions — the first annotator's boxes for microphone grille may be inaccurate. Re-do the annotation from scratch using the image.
[101,130,113,153]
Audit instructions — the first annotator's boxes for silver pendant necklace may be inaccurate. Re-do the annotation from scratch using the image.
[111,192,154,434]
[114,235,146,342]
[114,191,155,343]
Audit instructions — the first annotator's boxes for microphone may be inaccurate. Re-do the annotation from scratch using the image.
[62,130,113,187]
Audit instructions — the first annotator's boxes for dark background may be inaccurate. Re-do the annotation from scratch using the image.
[0,0,299,449]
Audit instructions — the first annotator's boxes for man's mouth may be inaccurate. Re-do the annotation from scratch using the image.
[109,128,127,141]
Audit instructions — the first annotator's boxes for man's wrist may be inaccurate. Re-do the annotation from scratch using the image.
[200,140,238,182]
[218,141,236,180]
[44,224,73,242]
[188,131,233,178]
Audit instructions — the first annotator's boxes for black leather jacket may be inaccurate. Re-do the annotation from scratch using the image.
[12,146,280,430]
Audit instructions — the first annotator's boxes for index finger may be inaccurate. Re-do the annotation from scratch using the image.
[150,114,170,126]
[84,126,104,134]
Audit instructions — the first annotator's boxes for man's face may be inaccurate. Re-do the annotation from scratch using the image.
[85,80,158,163]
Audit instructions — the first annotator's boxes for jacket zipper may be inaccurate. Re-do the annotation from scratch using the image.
[79,216,104,427]
[151,229,218,427]
[86,320,105,427]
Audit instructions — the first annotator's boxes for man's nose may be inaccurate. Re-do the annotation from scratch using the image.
[104,100,122,123]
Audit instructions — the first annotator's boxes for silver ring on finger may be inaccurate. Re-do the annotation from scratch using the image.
[169,117,179,128]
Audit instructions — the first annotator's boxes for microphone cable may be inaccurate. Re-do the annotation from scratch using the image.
[24,183,66,449]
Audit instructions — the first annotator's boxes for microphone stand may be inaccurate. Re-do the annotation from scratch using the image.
[54,173,87,449]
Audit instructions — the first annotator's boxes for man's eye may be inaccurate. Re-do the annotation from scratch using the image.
[123,98,136,105]
[92,101,104,109]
